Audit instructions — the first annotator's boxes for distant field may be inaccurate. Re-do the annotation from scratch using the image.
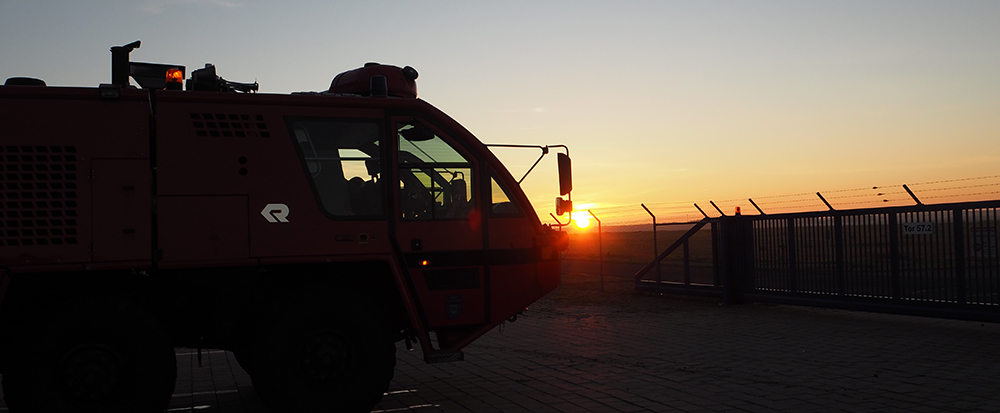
[564,228,714,265]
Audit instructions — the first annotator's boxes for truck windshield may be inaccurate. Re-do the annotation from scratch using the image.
[397,122,473,220]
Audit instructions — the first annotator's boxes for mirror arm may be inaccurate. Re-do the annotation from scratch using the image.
[549,212,571,228]
[518,150,547,184]
[484,144,569,184]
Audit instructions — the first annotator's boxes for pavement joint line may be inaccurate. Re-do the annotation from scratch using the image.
[371,403,441,413]
[171,389,240,398]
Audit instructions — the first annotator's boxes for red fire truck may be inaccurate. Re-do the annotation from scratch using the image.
[0,41,571,413]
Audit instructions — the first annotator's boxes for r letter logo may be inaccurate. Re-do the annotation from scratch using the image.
[261,203,290,223]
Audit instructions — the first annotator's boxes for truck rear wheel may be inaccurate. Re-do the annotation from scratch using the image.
[1,302,176,413]
[249,288,396,413]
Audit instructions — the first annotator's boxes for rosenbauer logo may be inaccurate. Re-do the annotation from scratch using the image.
[260,203,290,223]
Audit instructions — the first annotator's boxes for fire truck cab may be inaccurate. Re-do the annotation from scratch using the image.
[0,41,569,413]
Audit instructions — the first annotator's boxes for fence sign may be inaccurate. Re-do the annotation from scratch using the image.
[903,222,934,235]
[972,227,997,258]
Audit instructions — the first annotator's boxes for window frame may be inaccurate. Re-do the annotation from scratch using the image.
[394,117,480,222]
[286,116,386,220]
[488,168,524,218]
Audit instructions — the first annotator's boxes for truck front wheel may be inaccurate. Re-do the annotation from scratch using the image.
[249,288,396,413]
[1,302,176,413]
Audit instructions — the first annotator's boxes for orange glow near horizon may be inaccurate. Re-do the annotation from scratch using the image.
[573,213,591,229]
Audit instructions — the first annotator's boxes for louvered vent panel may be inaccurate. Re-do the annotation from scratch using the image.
[190,113,269,138]
[0,145,79,247]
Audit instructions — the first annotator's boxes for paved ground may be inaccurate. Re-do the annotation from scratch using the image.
[2,259,1000,412]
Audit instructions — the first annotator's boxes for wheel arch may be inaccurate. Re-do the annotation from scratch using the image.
[239,260,413,345]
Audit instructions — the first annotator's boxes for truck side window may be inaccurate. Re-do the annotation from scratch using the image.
[290,119,382,218]
[490,173,521,217]
[398,122,473,220]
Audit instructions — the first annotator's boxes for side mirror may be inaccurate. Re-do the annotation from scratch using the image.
[557,153,572,196]
[399,123,436,142]
[555,197,573,216]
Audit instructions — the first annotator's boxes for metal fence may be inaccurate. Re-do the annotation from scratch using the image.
[636,199,1000,322]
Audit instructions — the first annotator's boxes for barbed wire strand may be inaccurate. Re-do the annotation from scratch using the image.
[585,174,1000,225]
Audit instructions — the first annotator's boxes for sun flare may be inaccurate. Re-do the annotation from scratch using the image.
[574,214,591,229]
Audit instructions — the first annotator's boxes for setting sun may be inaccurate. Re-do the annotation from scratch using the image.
[574,214,591,229]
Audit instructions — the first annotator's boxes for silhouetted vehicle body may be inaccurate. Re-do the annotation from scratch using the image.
[0,41,567,413]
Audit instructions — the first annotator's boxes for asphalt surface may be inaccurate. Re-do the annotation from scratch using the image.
[2,259,999,412]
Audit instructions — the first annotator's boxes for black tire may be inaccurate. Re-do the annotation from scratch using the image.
[249,287,396,413]
[1,302,177,413]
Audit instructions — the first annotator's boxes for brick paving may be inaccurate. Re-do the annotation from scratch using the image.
[379,271,1000,413]
[2,260,1000,412]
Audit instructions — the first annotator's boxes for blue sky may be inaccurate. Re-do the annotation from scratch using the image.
[3,0,998,225]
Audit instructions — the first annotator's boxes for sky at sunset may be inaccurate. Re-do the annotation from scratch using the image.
[2,0,998,228]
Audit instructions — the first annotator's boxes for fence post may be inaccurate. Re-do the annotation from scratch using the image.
[719,216,735,304]
[641,204,660,287]
[719,215,752,304]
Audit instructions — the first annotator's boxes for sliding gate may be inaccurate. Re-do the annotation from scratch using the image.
[636,199,1000,322]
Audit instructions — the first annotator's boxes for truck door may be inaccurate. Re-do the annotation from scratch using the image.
[485,168,551,323]
[392,116,485,327]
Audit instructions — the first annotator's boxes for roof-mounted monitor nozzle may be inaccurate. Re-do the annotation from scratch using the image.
[187,64,259,93]
[111,40,141,87]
